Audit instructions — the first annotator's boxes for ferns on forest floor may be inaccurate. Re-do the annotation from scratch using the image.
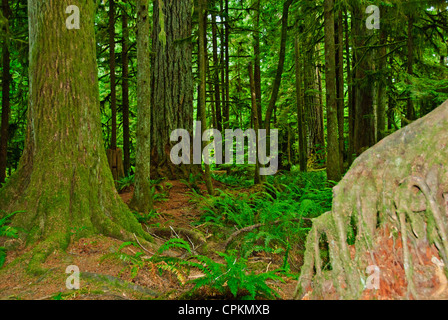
[198,171,333,260]
[117,239,284,300]
[0,211,22,268]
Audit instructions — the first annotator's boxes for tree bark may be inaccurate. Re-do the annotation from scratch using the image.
[211,12,222,132]
[376,30,387,141]
[295,36,307,172]
[122,2,131,176]
[335,8,345,170]
[406,15,415,123]
[198,0,214,195]
[253,0,263,128]
[130,0,152,213]
[264,0,293,134]
[151,0,196,179]
[295,99,448,300]
[345,10,355,165]
[249,62,262,184]
[109,0,117,149]
[324,0,341,181]
[352,5,375,156]
[0,0,151,273]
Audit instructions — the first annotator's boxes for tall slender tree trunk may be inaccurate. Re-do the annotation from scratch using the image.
[324,0,341,181]
[264,0,293,134]
[249,62,262,184]
[303,40,324,160]
[224,0,230,128]
[352,5,375,156]
[151,0,196,179]
[198,0,214,195]
[253,0,263,128]
[131,0,152,213]
[107,0,124,182]
[376,30,387,141]
[0,0,11,185]
[0,0,151,273]
[211,12,222,132]
[295,36,307,172]
[335,8,345,171]
[345,10,355,165]
[109,0,117,149]
[122,3,131,176]
[405,15,415,123]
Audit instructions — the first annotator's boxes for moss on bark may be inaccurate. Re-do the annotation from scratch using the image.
[0,0,152,274]
[295,100,448,299]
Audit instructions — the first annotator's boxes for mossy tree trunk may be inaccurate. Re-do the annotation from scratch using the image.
[0,0,151,272]
[324,0,341,182]
[122,2,131,176]
[130,0,152,213]
[198,0,214,196]
[295,99,448,300]
[352,4,375,156]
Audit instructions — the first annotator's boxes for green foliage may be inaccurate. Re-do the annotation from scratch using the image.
[117,238,193,281]
[180,173,203,193]
[199,171,332,260]
[116,174,134,192]
[185,250,284,300]
[0,211,22,268]
[117,240,283,299]
[157,238,191,255]
[132,210,161,224]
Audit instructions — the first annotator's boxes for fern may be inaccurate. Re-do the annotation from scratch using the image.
[0,211,22,268]
[186,250,284,299]
[157,238,191,255]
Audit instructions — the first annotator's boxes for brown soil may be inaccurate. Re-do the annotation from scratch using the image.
[0,179,298,300]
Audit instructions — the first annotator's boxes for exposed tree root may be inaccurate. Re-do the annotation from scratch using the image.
[295,100,448,300]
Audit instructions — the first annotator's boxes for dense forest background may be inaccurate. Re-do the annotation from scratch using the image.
[1,0,447,184]
[0,0,447,301]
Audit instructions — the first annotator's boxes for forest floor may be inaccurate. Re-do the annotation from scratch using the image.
[1,175,447,300]
[0,179,298,300]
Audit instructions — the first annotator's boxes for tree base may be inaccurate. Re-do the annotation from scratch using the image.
[295,100,448,299]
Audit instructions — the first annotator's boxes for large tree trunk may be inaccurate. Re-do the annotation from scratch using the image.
[150,0,196,179]
[295,99,448,300]
[0,0,11,185]
[0,0,151,273]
